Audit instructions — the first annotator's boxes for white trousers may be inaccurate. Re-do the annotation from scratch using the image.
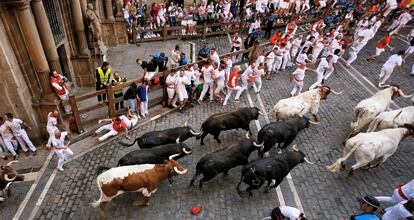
[291,80,303,96]
[58,93,72,114]
[0,138,17,157]
[266,60,273,72]
[346,50,358,65]
[324,70,334,80]
[55,148,73,169]
[411,63,414,75]
[198,82,214,101]
[281,53,291,70]
[273,57,283,71]
[140,101,148,115]
[96,124,118,142]
[46,126,58,147]
[16,130,36,152]
[223,86,243,105]
[379,66,393,85]
[129,99,137,113]
[309,72,324,90]
[253,78,262,93]
[376,189,406,206]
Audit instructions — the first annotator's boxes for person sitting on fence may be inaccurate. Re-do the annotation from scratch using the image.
[119,109,139,130]
[94,116,130,143]
[50,70,72,114]
[137,58,158,81]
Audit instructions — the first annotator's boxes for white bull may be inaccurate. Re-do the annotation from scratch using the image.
[327,125,414,177]
[367,106,414,132]
[272,85,342,121]
[347,86,413,139]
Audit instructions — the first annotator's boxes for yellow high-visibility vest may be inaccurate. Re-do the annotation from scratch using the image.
[112,77,123,94]
[97,67,111,85]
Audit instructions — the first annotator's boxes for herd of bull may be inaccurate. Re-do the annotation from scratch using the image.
[1,85,413,217]
[87,85,414,216]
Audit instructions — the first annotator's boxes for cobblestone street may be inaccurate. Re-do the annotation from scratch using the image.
[2,24,414,220]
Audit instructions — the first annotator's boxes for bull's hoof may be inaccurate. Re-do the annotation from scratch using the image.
[340,163,346,171]
[264,187,271,193]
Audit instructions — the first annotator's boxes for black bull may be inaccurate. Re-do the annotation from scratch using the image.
[117,143,192,166]
[236,146,315,197]
[197,107,267,145]
[120,126,201,148]
[190,133,260,189]
[253,116,318,157]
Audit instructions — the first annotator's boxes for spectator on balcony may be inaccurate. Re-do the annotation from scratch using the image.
[157,4,166,27]
[168,2,178,26]
[50,70,72,114]
[112,71,127,111]
[95,62,111,104]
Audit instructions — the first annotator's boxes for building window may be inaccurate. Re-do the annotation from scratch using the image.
[43,0,65,46]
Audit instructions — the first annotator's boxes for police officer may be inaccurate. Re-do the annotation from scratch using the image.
[96,62,111,104]
[348,195,381,220]
[111,71,126,110]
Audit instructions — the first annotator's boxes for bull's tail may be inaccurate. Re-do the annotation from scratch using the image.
[96,166,111,174]
[236,175,245,195]
[119,138,138,147]
[327,143,362,172]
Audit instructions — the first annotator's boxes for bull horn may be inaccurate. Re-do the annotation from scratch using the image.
[258,110,268,116]
[176,137,181,144]
[253,141,264,148]
[182,147,192,154]
[174,167,188,175]
[309,120,319,125]
[330,88,343,95]
[184,120,188,127]
[169,153,181,160]
[292,144,300,152]
[189,129,201,136]
[3,174,16,182]
[245,132,251,139]
[398,89,414,98]
[6,160,19,167]
[304,157,316,165]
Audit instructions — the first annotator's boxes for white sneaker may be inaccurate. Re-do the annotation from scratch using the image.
[57,167,64,172]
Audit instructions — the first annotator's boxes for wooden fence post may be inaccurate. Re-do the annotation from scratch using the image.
[69,94,83,133]
[106,86,116,118]
[163,24,167,41]
[202,22,207,39]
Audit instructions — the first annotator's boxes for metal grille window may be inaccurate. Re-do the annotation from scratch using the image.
[43,0,65,45]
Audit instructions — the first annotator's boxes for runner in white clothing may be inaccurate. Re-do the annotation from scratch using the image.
[212,64,226,102]
[198,61,215,103]
[176,70,190,112]
[268,205,308,220]
[253,64,265,93]
[290,64,306,96]
[388,9,413,35]
[0,117,18,160]
[378,51,404,87]
[309,55,332,90]
[165,71,177,108]
[51,130,73,172]
[376,179,414,205]
[5,113,36,155]
[46,111,59,148]
[382,200,414,220]
[119,109,139,130]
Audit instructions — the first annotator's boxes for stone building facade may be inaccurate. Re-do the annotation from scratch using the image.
[0,0,127,143]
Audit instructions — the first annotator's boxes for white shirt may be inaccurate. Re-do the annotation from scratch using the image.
[279,206,302,220]
[0,123,13,141]
[175,75,190,91]
[383,54,403,71]
[158,8,166,17]
[51,131,68,148]
[184,70,195,82]
[316,58,329,74]
[171,50,180,65]
[232,37,242,48]
[210,52,220,65]
[399,12,412,24]
[292,67,306,81]
[383,201,413,220]
[296,53,308,64]
[6,118,24,136]
[387,0,398,7]
[359,28,375,43]
[401,179,414,199]
[242,66,255,81]
[255,55,265,65]
[201,65,214,83]
[266,51,275,63]
[214,70,226,87]
[46,113,58,133]
[166,74,176,88]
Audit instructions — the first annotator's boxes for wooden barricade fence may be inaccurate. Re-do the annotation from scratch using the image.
[67,12,326,133]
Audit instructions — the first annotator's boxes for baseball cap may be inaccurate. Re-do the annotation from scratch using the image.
[357,195,380,209]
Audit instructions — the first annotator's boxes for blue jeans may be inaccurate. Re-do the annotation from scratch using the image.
[129,99,137,113]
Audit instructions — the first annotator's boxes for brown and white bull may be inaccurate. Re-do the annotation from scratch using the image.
[347,86,412,139]
[272,85,342,121]
[1,161,24,202]
[327,124,414,177]
[91,158,188,217]
[367,106,414,132]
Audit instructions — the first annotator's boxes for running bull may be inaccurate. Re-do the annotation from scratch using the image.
[121,122,201,148]
[117,143,192,166]
[197,107,267,145]
[253,116,318,157]
[237,145,315,197]
[190,132,259,189]
[91,158,188,217]
[1,161,24,202]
